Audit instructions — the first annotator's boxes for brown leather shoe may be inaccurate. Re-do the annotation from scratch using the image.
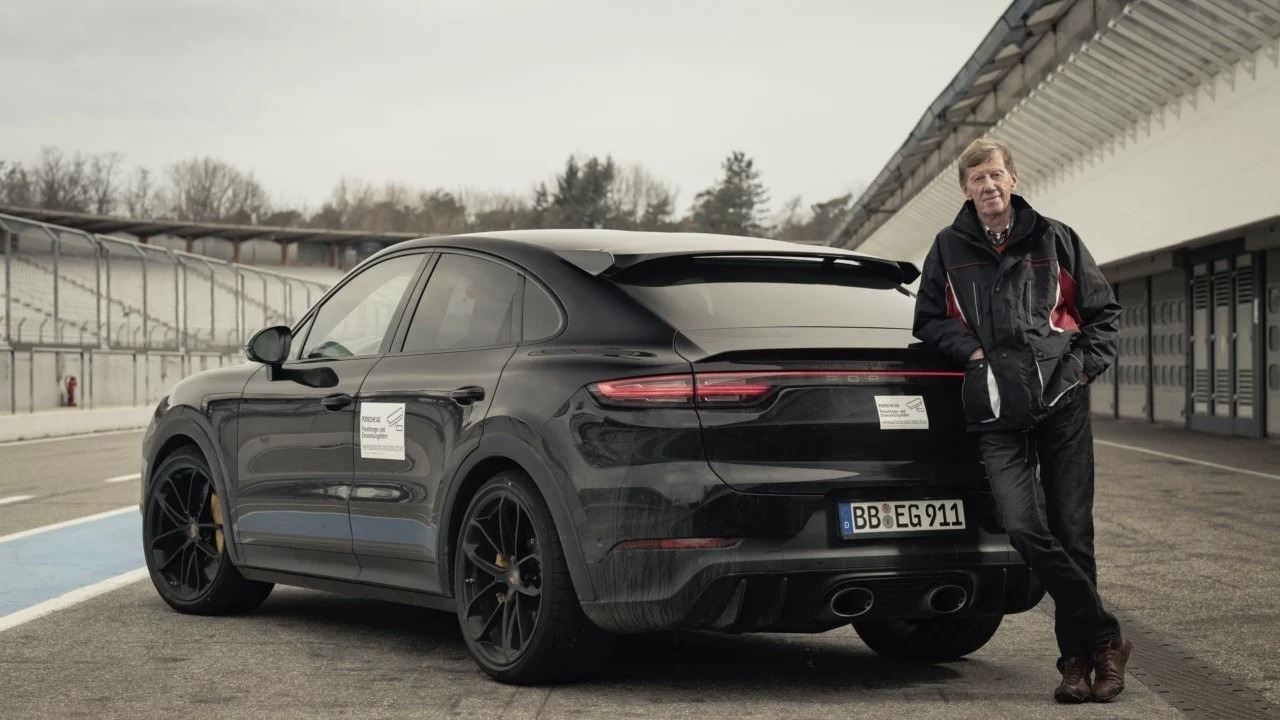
[1054,655,1092,703]
[1090,636,1133,702]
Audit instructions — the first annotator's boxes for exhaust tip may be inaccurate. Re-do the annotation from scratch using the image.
[829,586,874,618]
[925,584,967,614]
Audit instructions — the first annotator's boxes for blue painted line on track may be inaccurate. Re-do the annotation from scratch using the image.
[0,510,144,617]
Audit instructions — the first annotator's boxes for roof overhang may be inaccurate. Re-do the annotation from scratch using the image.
[830,0,1280,255]
[0,204,424,246]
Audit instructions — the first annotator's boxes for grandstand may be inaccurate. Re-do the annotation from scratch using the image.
[0,207,413,412]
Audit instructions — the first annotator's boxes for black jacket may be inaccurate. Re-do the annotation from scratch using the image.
[913,195,1120,432]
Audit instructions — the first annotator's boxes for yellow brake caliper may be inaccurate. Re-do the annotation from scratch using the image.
[495,553,509,603]
[210,493,225,555]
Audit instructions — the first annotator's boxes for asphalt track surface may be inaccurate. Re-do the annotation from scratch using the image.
[0,420,1277,719]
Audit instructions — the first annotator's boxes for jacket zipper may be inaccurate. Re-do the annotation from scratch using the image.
[971,282,981,328]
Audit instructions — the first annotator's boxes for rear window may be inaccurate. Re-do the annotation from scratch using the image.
[611,255,913,331]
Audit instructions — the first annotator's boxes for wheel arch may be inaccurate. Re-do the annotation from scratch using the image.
[145,411,245,566]
[440,433,595,602]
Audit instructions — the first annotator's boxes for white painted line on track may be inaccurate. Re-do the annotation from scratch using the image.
[0,495,35,506]
[0,427,144,449]
[0,505,136,544]
[104,473,141,485]
[1096,439,1280,481]
[0,567,148,633]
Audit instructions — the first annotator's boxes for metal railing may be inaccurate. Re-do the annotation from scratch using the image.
[0,212,334,413]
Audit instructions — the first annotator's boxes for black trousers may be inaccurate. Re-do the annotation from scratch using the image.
[977,386,1120,661]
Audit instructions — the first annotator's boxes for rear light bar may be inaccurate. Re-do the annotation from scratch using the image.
[613,537,741,551]
[588,369,962,408]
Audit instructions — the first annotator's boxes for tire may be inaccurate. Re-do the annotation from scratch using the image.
[453,470,613,684]
[143,446,273,615]
[854,614,1003,662]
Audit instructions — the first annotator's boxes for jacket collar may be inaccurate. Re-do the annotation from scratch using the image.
[951,194,1039,250]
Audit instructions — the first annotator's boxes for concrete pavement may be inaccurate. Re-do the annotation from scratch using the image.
[0,419,1276,719]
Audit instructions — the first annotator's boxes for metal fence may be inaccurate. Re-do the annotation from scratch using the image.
[0,212,333,413]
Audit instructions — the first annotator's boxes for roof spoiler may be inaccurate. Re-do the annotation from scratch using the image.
[555,248,920,285]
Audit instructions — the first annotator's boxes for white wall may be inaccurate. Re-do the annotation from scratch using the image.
[857,50,1280,268]
[1034,54,1280,265]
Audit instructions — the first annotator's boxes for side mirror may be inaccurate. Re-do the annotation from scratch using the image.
[246,325,293,366]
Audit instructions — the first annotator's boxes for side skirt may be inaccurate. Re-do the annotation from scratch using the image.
[239,567,457,613]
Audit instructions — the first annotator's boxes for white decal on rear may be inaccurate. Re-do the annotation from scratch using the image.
[874,395,929,430]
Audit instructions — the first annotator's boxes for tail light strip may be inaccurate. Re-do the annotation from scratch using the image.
[589,369,963,408]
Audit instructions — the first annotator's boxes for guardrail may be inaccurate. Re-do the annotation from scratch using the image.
[0,212,334,413]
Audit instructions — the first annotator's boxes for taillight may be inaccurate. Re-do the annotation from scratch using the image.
[588,369,962,409]
[588,374,697,406]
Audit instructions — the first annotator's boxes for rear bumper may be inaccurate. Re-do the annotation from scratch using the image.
[579,510,1042,633]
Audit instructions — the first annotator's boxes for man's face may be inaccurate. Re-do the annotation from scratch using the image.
[963,153,1017,219]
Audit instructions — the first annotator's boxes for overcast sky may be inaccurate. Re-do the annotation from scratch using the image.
[1,0,1008,215]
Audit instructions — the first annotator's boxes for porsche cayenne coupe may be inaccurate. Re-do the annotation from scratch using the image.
[139,230,1042,683]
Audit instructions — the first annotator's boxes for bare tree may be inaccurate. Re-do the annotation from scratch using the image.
[87,153,123,215]
[224,172,270,224]
[33,147,91,211]
[123,167,158,218]
[461,189,533,230]
[167,156,271,223]
[319,176,377,229]
[612,163,677,230]
[771,195,806,241]
[0,161,35,207]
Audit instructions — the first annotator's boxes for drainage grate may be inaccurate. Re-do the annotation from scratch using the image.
[1043,605,1280,720]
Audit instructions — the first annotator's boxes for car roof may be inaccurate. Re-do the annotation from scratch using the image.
[393,228,857,254]
[385,229,916,281]
[456,229,851,255]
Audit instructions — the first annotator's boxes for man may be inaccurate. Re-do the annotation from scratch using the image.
[913,139,1130,704]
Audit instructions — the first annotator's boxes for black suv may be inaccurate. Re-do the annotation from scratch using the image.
[140,230,1041,683]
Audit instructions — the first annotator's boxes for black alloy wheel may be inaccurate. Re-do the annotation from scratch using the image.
[143,446,272,615]
[147,462,223,600]
[458,486,544,667]
[454,471,612,684]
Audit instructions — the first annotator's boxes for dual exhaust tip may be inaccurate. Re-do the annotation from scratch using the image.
[827,583,968,619]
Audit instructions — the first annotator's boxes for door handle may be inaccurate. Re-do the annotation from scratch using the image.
[449,386,486,406]
[321,393,353,411]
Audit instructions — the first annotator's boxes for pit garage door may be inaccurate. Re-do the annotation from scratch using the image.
[1266,250,1280,438]
[1190,253,1264,437]
[1116,279,1150,421]
[1150,271,1188,424]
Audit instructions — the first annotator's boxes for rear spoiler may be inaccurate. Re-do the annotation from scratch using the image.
[555,249,921,285]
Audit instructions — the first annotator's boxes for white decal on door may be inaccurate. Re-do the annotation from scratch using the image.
[360,402,406,460]
[874,395,929,430]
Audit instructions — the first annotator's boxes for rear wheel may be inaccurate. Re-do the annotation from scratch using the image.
[454,470,613,684]
[143,446,273,615]
[853,614,1003,662]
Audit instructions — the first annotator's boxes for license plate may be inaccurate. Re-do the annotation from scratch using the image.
[837,499,966,538]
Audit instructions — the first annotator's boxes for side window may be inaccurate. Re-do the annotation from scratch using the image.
[523,280,561,342]
[299,254,422,360]
[402,254,521,353]
[291,317,315,360]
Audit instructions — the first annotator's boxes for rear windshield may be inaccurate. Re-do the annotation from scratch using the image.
[611,255,914,331]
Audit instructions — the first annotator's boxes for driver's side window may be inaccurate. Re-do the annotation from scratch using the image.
[299,254,423,360]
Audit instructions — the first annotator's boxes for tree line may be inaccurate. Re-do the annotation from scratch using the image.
[0,147,857,242]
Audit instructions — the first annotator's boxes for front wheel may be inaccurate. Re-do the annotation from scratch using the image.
[143,446,273,615]
[454,470,613,684]
[854,614,1003,662]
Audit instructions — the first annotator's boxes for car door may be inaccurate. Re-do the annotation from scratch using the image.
[235,252,427,580]
[350,251,524,592]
